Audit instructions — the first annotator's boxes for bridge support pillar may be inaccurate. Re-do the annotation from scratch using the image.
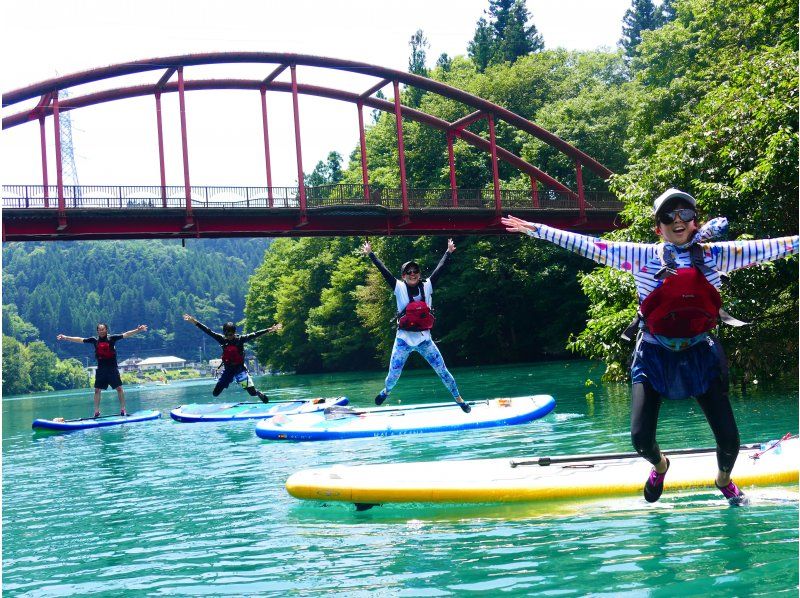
[38,115,49,208]
[154,93,168,207]
[260,87,275,208]
[177,67,194,227]
[530,176,539,208]
[357,102,370,202]
[575,161,586,223]
[393,81,409,224]
[447,132,458,207]
[488,113,501,216]
[290,65,308,224]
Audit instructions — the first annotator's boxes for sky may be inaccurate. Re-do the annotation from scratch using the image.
[1,0,632,189]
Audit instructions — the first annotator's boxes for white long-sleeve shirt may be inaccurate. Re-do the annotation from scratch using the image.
[525,224,798,301]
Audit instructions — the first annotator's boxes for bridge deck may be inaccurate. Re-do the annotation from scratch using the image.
[2,185,624,241]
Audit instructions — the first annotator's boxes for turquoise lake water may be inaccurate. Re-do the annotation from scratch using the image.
[3,361,798,596]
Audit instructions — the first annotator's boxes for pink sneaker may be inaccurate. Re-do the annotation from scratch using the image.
[644,458,670,503]
[716,480,749,506]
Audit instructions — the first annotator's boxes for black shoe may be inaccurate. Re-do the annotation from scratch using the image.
[258,392,269,404]
[644,457,670,503]
[458,401,471,413]
[375,390,389,406]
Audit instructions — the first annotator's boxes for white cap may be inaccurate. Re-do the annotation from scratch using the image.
[652,188,696,215]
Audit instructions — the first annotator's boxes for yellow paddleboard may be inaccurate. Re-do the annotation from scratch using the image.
[286,436,798,505]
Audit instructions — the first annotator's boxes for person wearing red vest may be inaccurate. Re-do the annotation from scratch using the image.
[183,314,281,402]
[360,238,470,413]
[57,322,148,417]
[503,188,798,506]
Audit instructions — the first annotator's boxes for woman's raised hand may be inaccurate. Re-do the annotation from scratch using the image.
[501,215,538,235]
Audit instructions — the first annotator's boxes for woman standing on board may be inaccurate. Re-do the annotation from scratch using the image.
[502,189,798,506]
[57,322,148,417]
[360,238,470,413]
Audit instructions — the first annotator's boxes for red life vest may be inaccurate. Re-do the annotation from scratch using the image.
[96,339,116,360]
[397,284,435,331]
[639,267,721,338]
[221,343,245,366]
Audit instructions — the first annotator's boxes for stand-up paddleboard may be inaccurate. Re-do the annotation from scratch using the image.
[32,410,162,432]
[286,435,799,506]
[256,395,556,441]
[170,396,349,423]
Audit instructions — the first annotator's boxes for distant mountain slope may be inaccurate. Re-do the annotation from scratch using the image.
[2,238,271,363]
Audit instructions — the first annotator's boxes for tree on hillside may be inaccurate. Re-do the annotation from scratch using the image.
[407,29,430,107]
[468,0,543,72]
[619,0,661,60]
[468,17,494,72]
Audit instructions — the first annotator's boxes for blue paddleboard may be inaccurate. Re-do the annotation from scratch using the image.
[255,395,555,441]
[169,397,349,423]
[32,409,162,432]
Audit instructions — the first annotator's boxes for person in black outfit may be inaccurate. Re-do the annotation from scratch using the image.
[183,314,281,402]
[57,322,148,417]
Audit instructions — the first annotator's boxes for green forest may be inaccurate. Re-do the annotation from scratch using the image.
[3,0,797,394]
[2,239,270,394]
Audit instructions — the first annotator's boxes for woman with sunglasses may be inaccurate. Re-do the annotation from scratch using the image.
[360,238,471,413]
[502,189,798,506]
[183,314,282,403]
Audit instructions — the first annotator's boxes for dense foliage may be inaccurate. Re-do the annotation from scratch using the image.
[247,0,797,383]
[2,238,270,388]
[570,0,799,382]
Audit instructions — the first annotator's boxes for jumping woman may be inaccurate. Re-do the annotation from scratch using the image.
[361,238,470,413]
[183,315,281,403]
[502,188,798,506]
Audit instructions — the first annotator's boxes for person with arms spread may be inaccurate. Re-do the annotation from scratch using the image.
[361,238,470,413]
[502,188,798,506]
[183,315,281,403]
[57,322,148,417]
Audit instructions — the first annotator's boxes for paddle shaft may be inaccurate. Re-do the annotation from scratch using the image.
[509,442,762,468]
[234,397,341,406]
[326,400,486,416]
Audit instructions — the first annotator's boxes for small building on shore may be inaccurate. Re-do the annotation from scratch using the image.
[137,356,187,371]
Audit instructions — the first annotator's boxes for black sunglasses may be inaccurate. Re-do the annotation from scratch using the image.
[404,269,420,275]
[658,208,696,225]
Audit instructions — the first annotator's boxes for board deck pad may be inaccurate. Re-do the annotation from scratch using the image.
[256,395,556,441]
[170,397,349,422]
[286,436,799,505]
[32,410,162,432]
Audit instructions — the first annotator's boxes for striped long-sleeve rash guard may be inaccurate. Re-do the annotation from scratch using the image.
[524,224,799,302]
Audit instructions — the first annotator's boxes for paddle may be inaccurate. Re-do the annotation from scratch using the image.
[230,397,342,406]
[509,442,765,468]
[324,401,486,418]
[57,413,134,423]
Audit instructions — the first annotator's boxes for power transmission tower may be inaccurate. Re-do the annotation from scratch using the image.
[58,89,80,188]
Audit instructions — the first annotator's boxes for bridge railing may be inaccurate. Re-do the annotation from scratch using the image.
[2,184,622,212]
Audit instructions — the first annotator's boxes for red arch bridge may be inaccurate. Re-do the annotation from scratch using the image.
[2,53,624,242]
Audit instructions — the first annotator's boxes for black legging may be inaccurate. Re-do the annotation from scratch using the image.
[630,376,740,473]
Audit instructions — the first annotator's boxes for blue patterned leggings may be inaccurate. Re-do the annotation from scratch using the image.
[384,337,460,399]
